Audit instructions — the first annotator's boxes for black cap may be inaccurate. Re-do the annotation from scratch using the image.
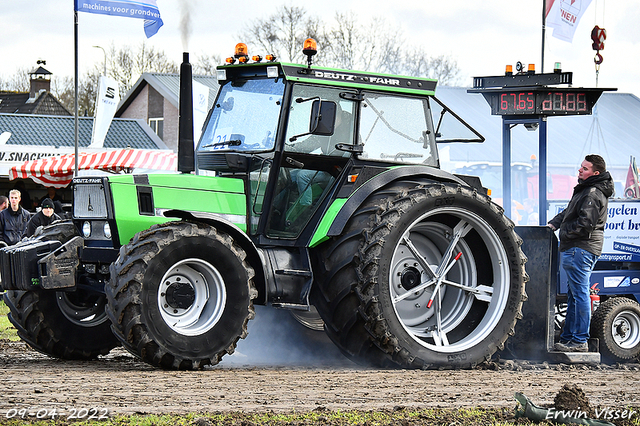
[41,198,54,209]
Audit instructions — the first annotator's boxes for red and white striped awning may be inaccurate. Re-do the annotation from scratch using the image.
[9,149,177,188]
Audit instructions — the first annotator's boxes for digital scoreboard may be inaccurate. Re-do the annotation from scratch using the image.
[468,71,612,117]
[467,69,615,225]
[481,88,603,116]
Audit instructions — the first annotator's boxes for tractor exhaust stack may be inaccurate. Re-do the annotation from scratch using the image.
[178,52,195,173]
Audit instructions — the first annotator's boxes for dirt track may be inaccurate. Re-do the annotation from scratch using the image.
[1,307,639,418]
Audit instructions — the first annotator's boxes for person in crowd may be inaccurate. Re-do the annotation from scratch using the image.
[0,190,31,245]
[548,154,614,352]
[25,198,61,238]
[39,187,63,205]
[0,195,8,211]
[12,180,33,211]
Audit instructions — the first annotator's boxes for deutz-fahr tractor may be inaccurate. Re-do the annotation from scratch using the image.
[0,39,528,370]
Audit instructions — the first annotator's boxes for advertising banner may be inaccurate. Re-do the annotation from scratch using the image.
[74,0,163,37]
[89,76,120,149]
[545,0,593,42]
[549,199,640,262]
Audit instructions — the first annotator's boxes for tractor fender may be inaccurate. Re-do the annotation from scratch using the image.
[327,166,471,237]
[162,209,268,304]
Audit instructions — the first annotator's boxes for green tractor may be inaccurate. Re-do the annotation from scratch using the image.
[0,40,527,370]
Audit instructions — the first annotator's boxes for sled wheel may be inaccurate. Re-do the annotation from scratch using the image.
[591,297,640,363]
[313,181,527,368]
[106,221,257,370]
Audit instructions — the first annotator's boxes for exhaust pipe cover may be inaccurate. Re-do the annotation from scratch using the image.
[178,52,195,173]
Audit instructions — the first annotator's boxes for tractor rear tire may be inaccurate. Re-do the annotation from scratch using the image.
[105,221,257,370]
[591,297,640,363]
[312,181,527,368]
[3,221,118,360]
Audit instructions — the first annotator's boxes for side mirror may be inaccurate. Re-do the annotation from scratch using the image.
[309,100,336,136]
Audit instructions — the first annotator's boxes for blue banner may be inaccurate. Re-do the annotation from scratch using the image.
[74,0,163,38]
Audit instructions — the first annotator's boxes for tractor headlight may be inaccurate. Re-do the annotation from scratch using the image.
[82,221,91,238]
[103,222,111,239]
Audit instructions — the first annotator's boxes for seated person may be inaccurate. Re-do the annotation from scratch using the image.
[286,105,352,207]
[24,198,61,238]
[289,169,332,207]
[288,105,352,156]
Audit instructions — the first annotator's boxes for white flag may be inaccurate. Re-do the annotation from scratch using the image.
[546,0,593,42]
[89,76,120,148]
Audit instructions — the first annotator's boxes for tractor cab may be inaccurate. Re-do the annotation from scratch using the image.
[196,40,483,241]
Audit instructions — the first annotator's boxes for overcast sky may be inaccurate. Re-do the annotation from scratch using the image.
[2,1,639,96]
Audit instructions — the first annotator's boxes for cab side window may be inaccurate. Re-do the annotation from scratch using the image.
[285,86,355,157]
[359,93,438,166]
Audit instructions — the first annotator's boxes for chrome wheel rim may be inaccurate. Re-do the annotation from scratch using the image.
[612,309,640,349]
[389,207,510,353]
[158,258,226,336]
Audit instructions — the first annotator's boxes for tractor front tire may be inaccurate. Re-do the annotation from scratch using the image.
[313,181,527,368]
[591,297,640,363]
[105,221,257,370]
[3,221,118,360]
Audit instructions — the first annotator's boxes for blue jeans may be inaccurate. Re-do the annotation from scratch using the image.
[290,169,330,206]
[560,247,598,344]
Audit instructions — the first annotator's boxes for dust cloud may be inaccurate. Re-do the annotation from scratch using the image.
[221,305,352,367]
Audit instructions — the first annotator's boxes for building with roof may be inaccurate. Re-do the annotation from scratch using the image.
[0,66,215,208]
[0,65,70,116]
[116,73,219,152]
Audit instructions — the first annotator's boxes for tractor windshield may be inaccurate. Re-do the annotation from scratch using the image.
[197,78,285,153]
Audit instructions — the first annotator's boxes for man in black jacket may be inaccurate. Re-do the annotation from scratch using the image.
[548,154,614,352]
[25,198,61,238]
[0,189,31,245]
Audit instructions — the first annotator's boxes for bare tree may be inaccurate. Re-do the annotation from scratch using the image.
[107,41,178,95]
[397,52,462,86]
[239,5,324,64]
[324,13,403,73]
[50,75,75,114]
[239,5,461,84]
[192,53,223,75]
[51,67,102,116]
[0,67,31,92]
[324,12,359,70]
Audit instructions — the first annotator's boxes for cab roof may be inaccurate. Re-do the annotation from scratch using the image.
[217,62,437,96]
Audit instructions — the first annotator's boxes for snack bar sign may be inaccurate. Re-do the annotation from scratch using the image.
[0,150,56,163]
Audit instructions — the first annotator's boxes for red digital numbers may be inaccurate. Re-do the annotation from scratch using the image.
[493,90,591,115]
[500,92,534,112]
[541,92,587,112]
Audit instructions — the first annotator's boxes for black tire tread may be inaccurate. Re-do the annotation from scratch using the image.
[105,221,257,370]
[312,181,527,369]
[591,297,640,362]
[2,221,118,360]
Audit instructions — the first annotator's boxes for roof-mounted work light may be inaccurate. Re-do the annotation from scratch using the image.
[303,38,317,70]
[234,43,249,63]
